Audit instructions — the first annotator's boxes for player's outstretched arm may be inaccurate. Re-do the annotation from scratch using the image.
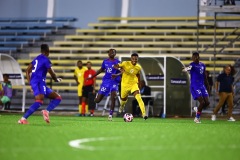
[89,67,104,80]
[48,68,62,82]
[182,65,192,72]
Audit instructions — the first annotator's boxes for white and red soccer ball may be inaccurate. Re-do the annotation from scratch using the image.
[123,113,133,122]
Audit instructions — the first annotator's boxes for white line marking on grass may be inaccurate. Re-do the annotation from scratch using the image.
[69,137,120,151]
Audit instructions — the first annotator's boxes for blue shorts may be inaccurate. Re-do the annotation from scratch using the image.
[190,85,209,100]
[98,81,119,97]
[31,80,53,97]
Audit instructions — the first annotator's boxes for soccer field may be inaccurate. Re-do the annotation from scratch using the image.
[0,115,240,160]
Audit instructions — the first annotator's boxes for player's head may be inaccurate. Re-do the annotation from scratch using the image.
[3,74,9,81]
[77,60,83,68]
[192,52,199,63]
[131,53,139,65]
[140,80,146,87]
[41,44,50,57]
[86,61,92,69]
[107,49,116,59]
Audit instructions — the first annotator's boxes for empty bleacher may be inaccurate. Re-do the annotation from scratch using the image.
[8,16,240,111]
[0,17,76,54]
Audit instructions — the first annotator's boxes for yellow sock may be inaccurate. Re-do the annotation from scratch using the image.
[86,105,89,114]
[120,100,127,108]
[78,104,82,114]
[135,94,146,117]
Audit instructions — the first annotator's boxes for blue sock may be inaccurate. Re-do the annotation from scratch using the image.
[109,110,114,115]
[196,112,201,119]
[23,102,42,119]
[46,98,61,112]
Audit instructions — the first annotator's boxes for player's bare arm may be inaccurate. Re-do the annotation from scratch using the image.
[26,63,33,84]
[88,67,104,80]
[74,75,79,85]
[48,68,62,82]
[204,72,210,94]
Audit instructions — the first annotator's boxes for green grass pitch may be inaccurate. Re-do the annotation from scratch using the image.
[0,114,240,160]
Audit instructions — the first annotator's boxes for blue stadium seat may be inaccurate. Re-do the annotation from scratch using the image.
[0,35,41,41]
[0,17,77,23]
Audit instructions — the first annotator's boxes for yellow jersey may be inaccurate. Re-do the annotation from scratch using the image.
[119,61,141,85]
[74,67,87,85]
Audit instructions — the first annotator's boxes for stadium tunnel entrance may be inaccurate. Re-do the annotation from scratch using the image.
[120,55,192,118]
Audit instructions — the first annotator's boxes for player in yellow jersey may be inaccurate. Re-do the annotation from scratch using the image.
[74,60,87,116]
[113,53,148,120]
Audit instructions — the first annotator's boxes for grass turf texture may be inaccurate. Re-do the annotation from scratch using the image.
[0,115,240,160]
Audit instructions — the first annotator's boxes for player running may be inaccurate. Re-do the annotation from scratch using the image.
[18,44,62,124]
[114,53,148,120]
[89,49,121,121]
[182,52,210,123]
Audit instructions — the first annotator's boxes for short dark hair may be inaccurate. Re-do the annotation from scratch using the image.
[41,44,49,53]
[131,53,139,57]
[107,49,116,54]
[77,60,82,63]
[3,74,9,77]
[86,61,92,65]
[192,52,199,57]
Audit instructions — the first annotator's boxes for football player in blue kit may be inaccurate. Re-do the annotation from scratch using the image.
[18,44,62,124]
[182,52,210,123]
[89,49,121,121]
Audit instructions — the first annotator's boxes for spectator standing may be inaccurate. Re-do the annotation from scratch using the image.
[211,65,236,121]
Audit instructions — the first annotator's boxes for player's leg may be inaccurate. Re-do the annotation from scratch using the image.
[191,86,204,123]
[77,84,83,115]
[108,90,117,121]
[41,88,62,123]
[133,89,147,120]
[81,86,87,116]
[18,82,44,124]
[119,85,129,113]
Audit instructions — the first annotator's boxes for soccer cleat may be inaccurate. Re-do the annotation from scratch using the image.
[42,110,50,123]
[211,115,216,121]
[108,115,113,121]
[118,106,124,113]
[194,117,201,123]
[18,119,29,124]
[143,116,148,120]
[228,117,236,122]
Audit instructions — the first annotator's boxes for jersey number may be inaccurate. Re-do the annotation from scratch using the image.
[32,60,38,73]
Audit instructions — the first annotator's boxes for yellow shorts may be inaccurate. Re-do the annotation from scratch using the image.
[77,84,83,97]
[121,83,139,98]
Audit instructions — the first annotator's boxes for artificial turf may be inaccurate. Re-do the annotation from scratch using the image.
[0,114,240,160]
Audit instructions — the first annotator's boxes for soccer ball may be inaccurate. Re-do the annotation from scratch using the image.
[123,113,133,122]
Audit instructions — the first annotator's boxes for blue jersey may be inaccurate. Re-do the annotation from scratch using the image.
[101,58,121,83]
[31,54,51,83]
[189,62,206,87]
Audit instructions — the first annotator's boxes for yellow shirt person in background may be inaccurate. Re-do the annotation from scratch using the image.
[74,60,87,116]
[114,53,147,120]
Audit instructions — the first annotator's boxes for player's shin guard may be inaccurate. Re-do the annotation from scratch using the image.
[46,96,62,112]
[135,94,146,117]
[23,100,43,119]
